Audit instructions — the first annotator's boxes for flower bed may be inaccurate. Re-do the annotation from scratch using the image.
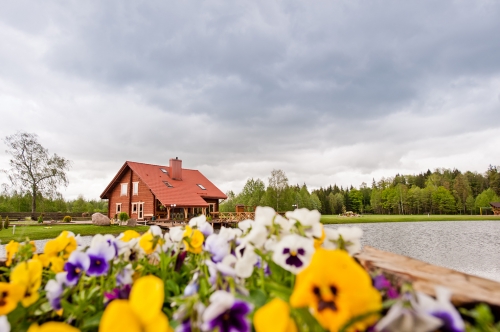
[1,207,499,332]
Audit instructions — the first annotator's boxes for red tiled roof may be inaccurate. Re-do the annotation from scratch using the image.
[100,161,227,207]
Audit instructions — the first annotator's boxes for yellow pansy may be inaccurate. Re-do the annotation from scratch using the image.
[121,230,141,242]
[44,231,77,259]
[35,254,65,273]
[290,249,381,332]
[314,225,326,249]
[254,298,297,332]
[5,240,19,267]
[0,282,24,315]
[139,232,164,255]
[27,321,80,332]
[99,275,170,332]
[182,226,204,254]
[10,259,43,307]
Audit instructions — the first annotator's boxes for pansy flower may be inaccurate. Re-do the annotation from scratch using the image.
[27,321,80,332]
[205,233,231,262]
[45,272,69,311]
[99,275,170,332]
[0,282,24,315]
[254,298,297,332]
[183,226,204,254]
[272,234,314,274]
[64,251,90,286]
[414,287,465,332]
[290,249,382,332]
[189,214,214,237]
[10,259,43,307]
[202,291,252,332]
[87,241,115,277]
[0,316,10,332]
[285,208,323,238]
[5,240,19,267]
[323,227,363,255]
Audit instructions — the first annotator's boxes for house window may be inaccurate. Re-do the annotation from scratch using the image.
[133,182,139,195]
[116,203,122,214]
[132,203,138,214]
[197,184,206,190]
[163,181,173,188]
[160,168,168,174]
[120,183,128,196]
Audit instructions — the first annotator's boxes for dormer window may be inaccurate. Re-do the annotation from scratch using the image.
[163,181,173,188]
[197,184,206,190]
[160,168,168,174]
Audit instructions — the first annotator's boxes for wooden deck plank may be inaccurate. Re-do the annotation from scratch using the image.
[355,246,500,306]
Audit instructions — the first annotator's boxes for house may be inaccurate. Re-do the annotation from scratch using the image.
[489,202,500,215]
[100,158,227,221]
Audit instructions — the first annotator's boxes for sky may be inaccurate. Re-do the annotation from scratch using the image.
[1,0,500,201]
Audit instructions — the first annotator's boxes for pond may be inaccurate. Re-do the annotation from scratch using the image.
[324,220,500,282]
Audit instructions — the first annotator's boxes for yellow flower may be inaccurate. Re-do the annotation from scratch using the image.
[35,254,65,273]
[99,275,170,332]
[254,298,297,332]
[27,321,80,332]
[314,225,326,249]
[139,232,164,255]
[182,226,204,254]
[10,259,43,307]
[44,231,77,259]
[121,230,141,242]
[5,240,19,267]
[290,249,381,332]
[0,282,24,315]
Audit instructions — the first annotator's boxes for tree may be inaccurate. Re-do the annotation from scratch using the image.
[2,132,71,218]
[268,169,288,211]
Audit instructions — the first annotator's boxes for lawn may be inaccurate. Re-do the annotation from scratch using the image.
[320,214,500,224]
[0,224,150,243]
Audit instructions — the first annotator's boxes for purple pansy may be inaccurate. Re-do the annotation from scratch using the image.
[64,251,90,285]
[45,272,69,310]
[86,241,115,276]
[272,234,314,274]
[373,274,400,299]
[205,233,230,263]
[202,291,251,332]
[104,284,131,304]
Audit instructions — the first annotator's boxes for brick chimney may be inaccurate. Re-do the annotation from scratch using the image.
[169,157,182,180]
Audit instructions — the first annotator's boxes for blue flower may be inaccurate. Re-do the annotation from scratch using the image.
[64,251,90,285]
[202,291,251,332]
[87,241,115,277]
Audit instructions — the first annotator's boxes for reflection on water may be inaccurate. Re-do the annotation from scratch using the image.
[324,220,500,282]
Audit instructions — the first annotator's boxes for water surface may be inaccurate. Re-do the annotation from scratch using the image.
[325,220,500,282]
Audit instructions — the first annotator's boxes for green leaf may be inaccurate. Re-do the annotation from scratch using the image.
[165,279,180,295]
[80,311,103,330]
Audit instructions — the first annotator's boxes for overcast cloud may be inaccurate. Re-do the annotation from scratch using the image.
[1,0,499,200]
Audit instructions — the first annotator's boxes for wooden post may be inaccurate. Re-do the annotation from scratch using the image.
[183,208,188,220]
[167,207,171,220]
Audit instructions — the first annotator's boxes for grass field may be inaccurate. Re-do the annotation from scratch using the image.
[0,224,149,243]
[320,214,500,224]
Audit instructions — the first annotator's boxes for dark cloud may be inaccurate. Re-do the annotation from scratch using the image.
[0,0,500,199]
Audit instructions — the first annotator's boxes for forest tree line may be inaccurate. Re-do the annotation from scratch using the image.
[0,191,108,214]
[220,166,500,215]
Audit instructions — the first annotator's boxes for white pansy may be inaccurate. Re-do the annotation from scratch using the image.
[205,233,231,262]
[116,264,134,286]
[202,291,235,326]
[0,315,10,332]
[235,244,258,278]
[116,238,145,261]
[375,300,442,332]
[219,227,243,242]
[242,224,268,249]
[254,206,277,226]
[272,234,315,274]
[273,214,292,234]
[149,225,163,237]
[264,236,278,252]
[238,219,253,233]
[323,227,363,255]
[414,287,465,332]
[285,208,322,238]
[189,215,214,236]
[169,226,185,243]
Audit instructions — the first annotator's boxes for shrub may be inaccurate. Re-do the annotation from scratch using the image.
[63,216,72,223]
[4,216,9,229]
[118,212,129,222]
[38,215,44,223]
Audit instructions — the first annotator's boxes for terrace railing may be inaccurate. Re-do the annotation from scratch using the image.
[211,212,255,222]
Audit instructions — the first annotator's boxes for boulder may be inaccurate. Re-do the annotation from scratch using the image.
[126,218,137,227]
[92,213,111,226]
